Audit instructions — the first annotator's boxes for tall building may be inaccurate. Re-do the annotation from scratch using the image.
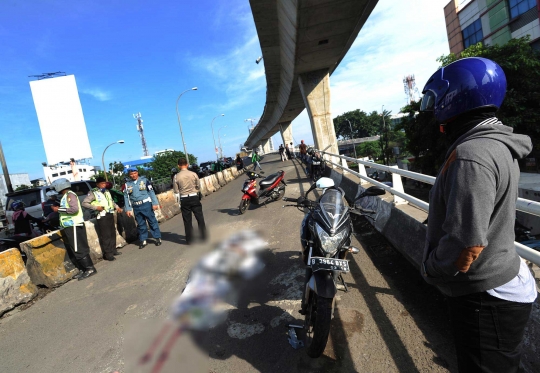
[445,0,540,55]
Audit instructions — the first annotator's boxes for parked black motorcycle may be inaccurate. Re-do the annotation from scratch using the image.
[310,151,325,181]
[283,181,385,358]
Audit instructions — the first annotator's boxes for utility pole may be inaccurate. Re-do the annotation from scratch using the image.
[0,141,13,194]
[133,112,149,157]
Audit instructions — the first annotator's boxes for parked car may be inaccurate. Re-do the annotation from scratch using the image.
[4,180,97,230]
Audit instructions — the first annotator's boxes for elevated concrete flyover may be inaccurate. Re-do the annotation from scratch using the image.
[245,0,378,158]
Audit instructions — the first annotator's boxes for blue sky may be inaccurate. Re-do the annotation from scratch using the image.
[0,0,450,180]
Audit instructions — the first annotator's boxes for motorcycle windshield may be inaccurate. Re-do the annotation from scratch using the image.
[318,189,347,231]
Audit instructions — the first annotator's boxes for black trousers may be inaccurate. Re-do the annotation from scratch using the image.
[63,225,90,261]
[180,195,206,244]
[447,291,533,373]
[95,213,116,259]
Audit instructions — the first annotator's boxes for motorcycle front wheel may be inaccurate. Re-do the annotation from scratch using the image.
[305,292,333,358]
[239,198,250,214]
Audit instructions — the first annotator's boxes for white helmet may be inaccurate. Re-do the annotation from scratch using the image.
[316,177,334,190]
[52,178,71,192]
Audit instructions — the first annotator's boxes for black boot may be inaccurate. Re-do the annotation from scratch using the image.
[113,250,122,256]
[77,255,97,281]
[139,240,147,249]
[155,238,162,246]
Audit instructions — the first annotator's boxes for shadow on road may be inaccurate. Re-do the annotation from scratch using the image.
[160,231,186,245]
[350,215,456,372]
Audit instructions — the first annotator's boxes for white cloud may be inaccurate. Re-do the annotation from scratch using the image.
[290,0,450,141]
[81,88,112,101]
[188,8,265,111]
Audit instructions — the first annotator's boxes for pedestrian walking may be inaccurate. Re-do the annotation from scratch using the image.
[299,140,307,162]
[82,177,123,261]
[51,178,96,281]
[252,151,263,171]
[420,57,537,372]
[173,158,207,245]
[123,168,162,249]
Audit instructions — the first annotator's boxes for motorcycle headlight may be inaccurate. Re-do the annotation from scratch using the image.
[315,223,348,256]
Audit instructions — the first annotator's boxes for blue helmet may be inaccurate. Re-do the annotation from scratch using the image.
[11,200,24,211]
[126,167,138,173]
[420,57,507,124]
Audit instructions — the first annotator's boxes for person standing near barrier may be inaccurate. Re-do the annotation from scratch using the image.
[82,177,122,261]
[420,57,536,372]
[299,140,307,162]
[252,151,263,171]
[173,158,206,245]
[123,168,162,249]
[51,178,96,281]
[289,142,296,159]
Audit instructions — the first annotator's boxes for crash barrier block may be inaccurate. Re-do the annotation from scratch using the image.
[328,166,540,369]
[157,190,181,221]
[210,174,221,191]
[224,169,234,182]
[215,172,227,187]
[199,177,208,196]
[231,167,239,178]
[20,232,79,288]
[0,248,38,316]
[203,176,216,194]
[84,219,103,263]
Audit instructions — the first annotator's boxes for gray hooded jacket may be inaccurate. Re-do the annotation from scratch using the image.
[423,119,532,296]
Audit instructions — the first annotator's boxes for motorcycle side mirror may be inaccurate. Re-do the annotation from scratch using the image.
[356,186,386,199]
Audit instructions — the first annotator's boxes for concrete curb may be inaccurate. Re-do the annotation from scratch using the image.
[0,248,38,316]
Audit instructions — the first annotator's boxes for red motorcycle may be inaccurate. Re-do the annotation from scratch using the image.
[239,169,287,214]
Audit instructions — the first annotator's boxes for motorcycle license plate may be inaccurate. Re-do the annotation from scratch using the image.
[309,257,349,272]
[312,161,320,165]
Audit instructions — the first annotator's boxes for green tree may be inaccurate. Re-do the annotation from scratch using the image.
[377,109,394,165]
[15,184,32,191]
[333,109,380,139]
[150,150,197,181]
[356,141,381,160]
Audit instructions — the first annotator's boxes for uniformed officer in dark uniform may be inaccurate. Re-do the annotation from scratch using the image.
[123,168,162,249]
[173,158,206,245]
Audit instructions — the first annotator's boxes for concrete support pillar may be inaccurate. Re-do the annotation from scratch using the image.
[298,69,339,164]
[279,122,293,148]
[262,138,272,154]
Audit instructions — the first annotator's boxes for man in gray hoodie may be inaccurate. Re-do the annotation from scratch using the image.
[420,57,537,372]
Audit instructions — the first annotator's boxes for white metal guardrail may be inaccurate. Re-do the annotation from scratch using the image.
[320,150,540,266]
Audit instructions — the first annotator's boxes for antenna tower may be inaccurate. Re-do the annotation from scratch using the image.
[403,74,419,105]
[133,112,149,157]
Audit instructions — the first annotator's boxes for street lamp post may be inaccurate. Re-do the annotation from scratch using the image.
[210,114,225,160]
[346,119,358,161]
[102,140,125,182]
[218,126,227,159]
[176,87,198,164]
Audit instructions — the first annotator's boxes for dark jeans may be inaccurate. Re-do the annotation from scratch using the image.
[95,213,116,259]
[180,195,206,244]
[447,292,532,373]
[63,225,90,261]
[133,202,161,242]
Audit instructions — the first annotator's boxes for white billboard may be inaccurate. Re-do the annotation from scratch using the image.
[30,75,93,165]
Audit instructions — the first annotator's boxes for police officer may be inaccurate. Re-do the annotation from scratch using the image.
[173,158,206,245]
[123,168,162,249]
[82,177,122,261]
[51,178,97,280]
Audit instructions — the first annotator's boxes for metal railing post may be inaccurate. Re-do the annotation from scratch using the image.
[391,165,406,205]
[341,158,349,175]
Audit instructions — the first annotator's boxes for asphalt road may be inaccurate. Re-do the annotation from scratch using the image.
[0,154,457,373]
